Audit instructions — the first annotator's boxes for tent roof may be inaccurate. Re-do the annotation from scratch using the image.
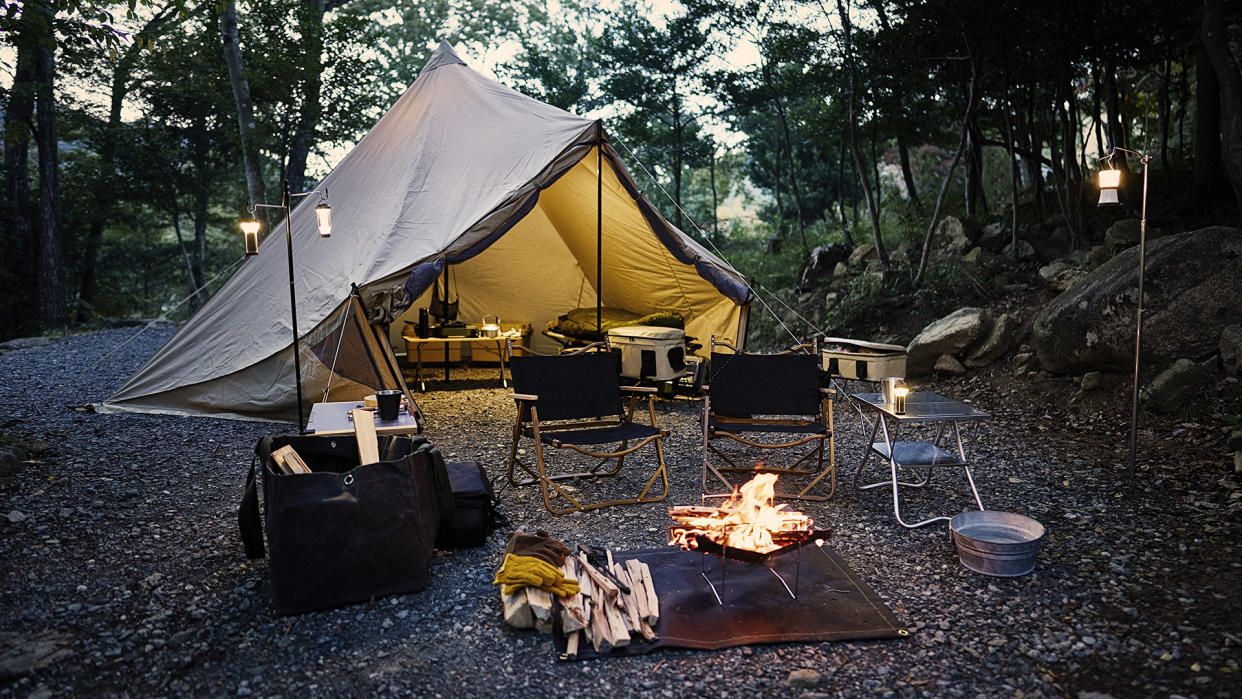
[105,41,750,420]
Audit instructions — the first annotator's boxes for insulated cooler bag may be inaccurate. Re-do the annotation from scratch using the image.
[607,326,687,381]
[239,434,451,616]
[436,460,502,549]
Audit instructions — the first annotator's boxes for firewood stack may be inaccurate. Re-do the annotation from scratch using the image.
[499,550,659,658]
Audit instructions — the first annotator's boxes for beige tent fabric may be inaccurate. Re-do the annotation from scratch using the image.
[104,41,750,423]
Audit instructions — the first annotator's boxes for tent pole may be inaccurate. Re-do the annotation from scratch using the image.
[284,179,306,433]
[596,129,603,336]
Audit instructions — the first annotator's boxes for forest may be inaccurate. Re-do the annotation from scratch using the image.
[1,0,1240,342]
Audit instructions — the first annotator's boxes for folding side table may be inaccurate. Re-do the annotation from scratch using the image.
[305,400,421,436]
[852,391,989,528]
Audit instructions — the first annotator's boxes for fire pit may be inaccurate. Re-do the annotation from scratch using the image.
[669,474,830,603]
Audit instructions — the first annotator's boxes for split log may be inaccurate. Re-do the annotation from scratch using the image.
[565,630,580,659]
[501,587,534,629]
[350,408,380,464]
[577,553,620,600]
[624,559,651,622]
[270,445,311,474]
[526,587,555,634]
[639,561,659,625]
[557,559,587,633]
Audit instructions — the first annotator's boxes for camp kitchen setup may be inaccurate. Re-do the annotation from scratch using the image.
[103,42,1046,662]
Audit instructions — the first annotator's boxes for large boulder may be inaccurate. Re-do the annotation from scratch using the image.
[1142,359,1211,413]
[964,313,1018,367]
[933,216,975,257]
[1103,219,1141,254]
[798,243,851,288]
[1032,226,1242,374]
[848,243,879,267]
[1221,325,1242,375]
[907,307,990,376]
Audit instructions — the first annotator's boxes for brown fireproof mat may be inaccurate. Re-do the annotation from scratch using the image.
[554,545,906,660]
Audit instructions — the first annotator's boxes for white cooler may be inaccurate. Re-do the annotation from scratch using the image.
[607,326,687,381]
[821,336,907,381]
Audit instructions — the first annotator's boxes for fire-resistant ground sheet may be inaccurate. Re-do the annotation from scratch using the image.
[554,546,906,660]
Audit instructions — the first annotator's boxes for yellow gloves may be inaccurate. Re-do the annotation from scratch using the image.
[494,553,580,598]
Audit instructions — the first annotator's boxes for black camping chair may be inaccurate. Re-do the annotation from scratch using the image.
[505,340,669,515]
[702,336,836,501]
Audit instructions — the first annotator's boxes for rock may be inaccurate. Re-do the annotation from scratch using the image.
[0,336,54,352]
[1234,451,1241,474]
[1001,239,1036,260]
[1081,371,1102,391]
[1038,261,1087,293]
[824,292,841,310]
[891,242,913,264]
[1087,244,1110,269]
[787,668,822,689]
[1142,359,1211,413]
[1032,227,1242,374]
[1104,218,1141,254]
[848,243,878,267]
[907,308,991,376]
[964,313,1017,367]
[934,353,967,375]
[0,631,75,678]
[934,216,975,257]
[1221,325,1242,375]
[978,222,1006,251]
[0,446,24,478]
[832,261,849,278]
[798,243,851,288]
[1032,226,1072,262]
[6,511,26,523]
[962,247,984,266]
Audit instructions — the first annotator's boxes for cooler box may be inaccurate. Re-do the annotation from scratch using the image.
[821,336,907,380]
[608,326,687,381]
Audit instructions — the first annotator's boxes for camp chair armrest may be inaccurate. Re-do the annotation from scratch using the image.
[508,393,539,401]
[819,386,837,397]
[620,385,658,394]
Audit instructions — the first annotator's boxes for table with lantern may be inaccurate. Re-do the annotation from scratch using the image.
[851,391,991,529]
[400,323,530,391]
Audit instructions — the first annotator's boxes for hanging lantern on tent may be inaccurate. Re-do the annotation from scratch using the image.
[240,216,261,255]
[1097,168,1120,206]
[315,194,332,237]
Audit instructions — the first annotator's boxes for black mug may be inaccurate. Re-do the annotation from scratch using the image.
[376,390,402,421]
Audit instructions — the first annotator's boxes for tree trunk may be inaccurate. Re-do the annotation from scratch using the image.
[836,129,854,247]
[708,144,718,239]
[671,84,683,229]
[78,8,177,322]
[286,0,326,194]
[33,0,67,328]
[915,61,977,287]
[1103,60,1129,173]
[220,1,267,211]
[1202,0,1242,221]
[836,0,887,268]
[1002,92,1021,258]
[897,134,920,210]
[1195,22,1229,212]
[1,24,37,338]
[964,114,979,217]
[764,60,807,247]
[1158,53,1171,170]
[191,122,210,311]
[1025,86,1045,219]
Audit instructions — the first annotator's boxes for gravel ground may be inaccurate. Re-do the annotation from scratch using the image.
[0,326,1239,697]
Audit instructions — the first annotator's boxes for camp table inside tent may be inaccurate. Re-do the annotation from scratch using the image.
[102,41,752,423]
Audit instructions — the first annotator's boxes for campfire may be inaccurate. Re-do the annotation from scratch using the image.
[669,473,814,555]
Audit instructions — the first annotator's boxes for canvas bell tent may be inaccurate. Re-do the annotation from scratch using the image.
[104,41,752,423]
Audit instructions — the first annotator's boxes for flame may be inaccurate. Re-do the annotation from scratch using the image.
[669,473,813,554]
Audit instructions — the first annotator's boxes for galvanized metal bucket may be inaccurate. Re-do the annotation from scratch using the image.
[949,511,1045,577]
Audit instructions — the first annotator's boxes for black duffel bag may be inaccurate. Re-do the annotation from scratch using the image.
[239,434,451,616]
